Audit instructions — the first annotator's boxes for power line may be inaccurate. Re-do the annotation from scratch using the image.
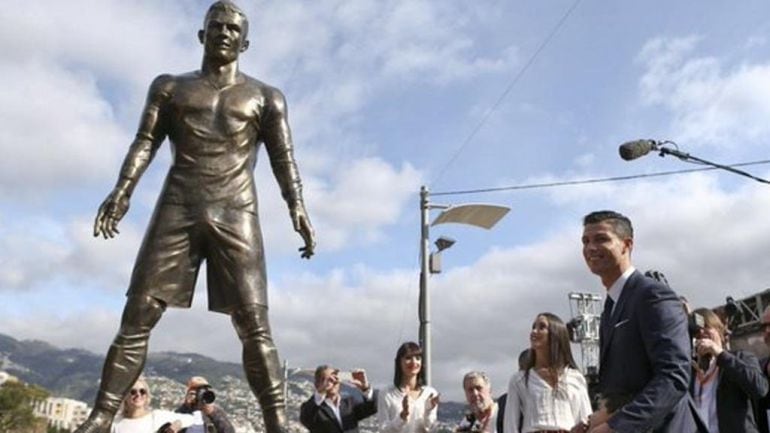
[431,159,770,197]
[431,0,584,187]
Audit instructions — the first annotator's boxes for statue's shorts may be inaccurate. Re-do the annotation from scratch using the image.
[127,202,267,313]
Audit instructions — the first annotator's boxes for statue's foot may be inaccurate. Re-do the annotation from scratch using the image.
[73,412,113,433]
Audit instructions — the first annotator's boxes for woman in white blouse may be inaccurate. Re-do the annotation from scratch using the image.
[111,376,200,433]
[378,342,440,433]
[503,313,591,433]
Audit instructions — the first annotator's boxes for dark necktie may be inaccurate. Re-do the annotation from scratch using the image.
[600,296,615,342]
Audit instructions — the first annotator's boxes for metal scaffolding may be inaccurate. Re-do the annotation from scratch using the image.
[566,292,603,377]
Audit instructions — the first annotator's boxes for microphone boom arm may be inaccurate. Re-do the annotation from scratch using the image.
[656,144,770,185]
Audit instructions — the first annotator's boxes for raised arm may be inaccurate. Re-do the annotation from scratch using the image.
[261,86,315,258]
[93,74,172,238]
[718,350,769,399]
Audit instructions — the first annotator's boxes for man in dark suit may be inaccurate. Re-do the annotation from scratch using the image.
[300,365,377,433]
[581,210,702,433]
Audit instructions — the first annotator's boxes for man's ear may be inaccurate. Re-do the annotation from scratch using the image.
[240,39,250,52]
[623,237,634,254]
[198,29,205,44]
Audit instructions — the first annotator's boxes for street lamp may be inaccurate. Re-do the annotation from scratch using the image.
[419,185,510,385]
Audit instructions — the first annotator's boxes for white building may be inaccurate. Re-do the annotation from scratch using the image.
[34,397,90,431]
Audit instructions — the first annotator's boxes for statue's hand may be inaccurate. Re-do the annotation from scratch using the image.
[290,203,315,259]
[94,189,130,239]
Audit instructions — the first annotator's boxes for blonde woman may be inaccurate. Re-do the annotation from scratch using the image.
[111,377,200,433]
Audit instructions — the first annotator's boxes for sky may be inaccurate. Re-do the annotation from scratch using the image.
[1,0,770,402]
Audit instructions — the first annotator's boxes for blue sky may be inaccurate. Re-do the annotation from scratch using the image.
[2,0,770,401]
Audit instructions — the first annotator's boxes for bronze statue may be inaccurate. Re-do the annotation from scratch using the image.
[75,2,315,432]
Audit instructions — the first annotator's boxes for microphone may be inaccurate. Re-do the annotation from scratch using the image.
[618,139,658,161]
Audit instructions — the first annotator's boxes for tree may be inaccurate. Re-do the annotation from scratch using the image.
[0,381,49,433]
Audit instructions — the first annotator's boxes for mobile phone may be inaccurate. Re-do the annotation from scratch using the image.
[337,371,353,382]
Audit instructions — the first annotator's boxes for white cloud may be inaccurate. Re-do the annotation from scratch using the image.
[0,0,198,195]
[241,0,517,148]
[0,0,196,93]
[637,36,770,149]
[310,158,422,249]
[0,61,124,194]
[0,213,141,292]
[0,213,70,290]
[252,156,422,254]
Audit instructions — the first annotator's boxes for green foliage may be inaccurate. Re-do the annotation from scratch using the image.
[0,381,48,433]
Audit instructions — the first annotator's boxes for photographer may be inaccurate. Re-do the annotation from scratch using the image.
[175,376,235,433]
[690,308,768,433]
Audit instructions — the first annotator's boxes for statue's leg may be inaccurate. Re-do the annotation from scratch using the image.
[231,304,286,433]
[74,295,166,433]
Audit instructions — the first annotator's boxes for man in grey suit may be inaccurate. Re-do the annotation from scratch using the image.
[580,210,702,433]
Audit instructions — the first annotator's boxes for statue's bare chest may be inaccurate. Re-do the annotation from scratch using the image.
[167,80,265,138]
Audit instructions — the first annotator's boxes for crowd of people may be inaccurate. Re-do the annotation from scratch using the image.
[297,210,770,433]
[101,209,770,433]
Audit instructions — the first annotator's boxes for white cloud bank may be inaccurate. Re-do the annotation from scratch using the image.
[638,36,770,150]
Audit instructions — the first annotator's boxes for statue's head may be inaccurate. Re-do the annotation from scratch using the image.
[198,1,250,61]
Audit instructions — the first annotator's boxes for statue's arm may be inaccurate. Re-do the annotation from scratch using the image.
[262,87,315,258]
[93,74,173,239]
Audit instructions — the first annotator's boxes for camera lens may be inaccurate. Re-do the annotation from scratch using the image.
[201,389,216,404]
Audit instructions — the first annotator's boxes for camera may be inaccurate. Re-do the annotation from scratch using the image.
[192,385,216,405]
[688,312,712,371]
[688,311,705,339]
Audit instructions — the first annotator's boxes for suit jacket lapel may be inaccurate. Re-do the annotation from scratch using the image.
[600,270,638,363]
[319,400,343,432]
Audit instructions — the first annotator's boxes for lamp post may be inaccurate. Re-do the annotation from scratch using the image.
[419,185,510,385]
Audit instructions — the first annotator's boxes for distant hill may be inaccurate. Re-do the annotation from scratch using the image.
[0,332,244,402]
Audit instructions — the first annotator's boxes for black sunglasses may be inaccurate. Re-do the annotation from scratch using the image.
[129,388,148,396]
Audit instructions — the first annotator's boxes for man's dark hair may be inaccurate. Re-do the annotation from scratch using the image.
[583,210,633,239]
[393,341,426,388]
[314,364,332,387]
[517,348,531,371]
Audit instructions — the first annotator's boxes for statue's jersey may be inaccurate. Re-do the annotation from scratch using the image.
[156,72,283,209]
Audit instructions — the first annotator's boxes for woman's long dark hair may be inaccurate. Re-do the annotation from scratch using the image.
[523,313,579,387]
[393,341,425,388]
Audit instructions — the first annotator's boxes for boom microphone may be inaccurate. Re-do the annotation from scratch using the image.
[619,139,658,161]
